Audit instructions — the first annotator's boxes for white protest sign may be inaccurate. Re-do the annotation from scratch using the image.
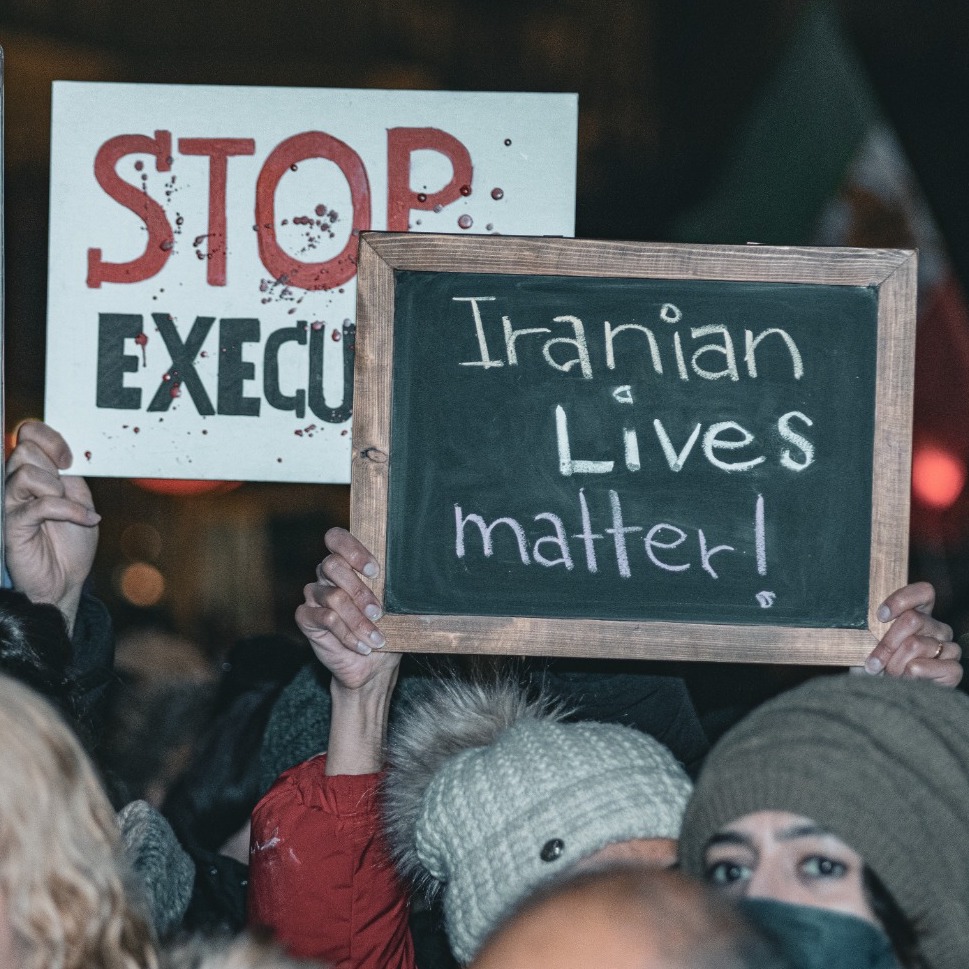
[45,82,577,483]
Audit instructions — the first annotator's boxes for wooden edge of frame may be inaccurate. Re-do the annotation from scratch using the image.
[361,232,914,287]
[866,251,917,638]
[375,614,875,666]
[350,235,393,607]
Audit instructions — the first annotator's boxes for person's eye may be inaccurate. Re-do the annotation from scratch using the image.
[800,855,848,879]
[704,860,751,886]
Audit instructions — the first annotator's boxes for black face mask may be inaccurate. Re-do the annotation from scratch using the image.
[741,899,902,969]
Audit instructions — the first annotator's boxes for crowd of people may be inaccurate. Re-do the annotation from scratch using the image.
[1,419,966,969]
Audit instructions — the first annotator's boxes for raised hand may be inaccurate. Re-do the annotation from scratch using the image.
[4,422,100,633]
[867,582,962,686]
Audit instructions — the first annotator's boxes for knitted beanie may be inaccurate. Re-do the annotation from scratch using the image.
[382,677,692,964]
[118,799,196,937]
[679,674,969,969]
[259,663,332,795]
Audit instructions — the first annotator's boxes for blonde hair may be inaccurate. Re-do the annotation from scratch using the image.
[0,674,157,969]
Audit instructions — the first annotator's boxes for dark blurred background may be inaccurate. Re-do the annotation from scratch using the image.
[3,0,969,665]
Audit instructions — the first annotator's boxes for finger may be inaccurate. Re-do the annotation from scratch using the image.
[902,649,963,687]
[5,493,101,529]
[324,527,379,578]
[877,581,936,621]
[866,608,953,673]
[5,462,67,507]
[6,438,64,481]
[300,583,386,650]
[867,609,921,673]
[60,474,96,511]
[319,553,383,621]
[883,634,953,679]
[296,599,378,656]
[14,421,73,470]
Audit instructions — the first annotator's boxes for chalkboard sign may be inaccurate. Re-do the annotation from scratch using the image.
[352,235,916,665]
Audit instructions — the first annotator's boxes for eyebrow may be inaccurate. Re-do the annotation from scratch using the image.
[704,822,835,853]
[775,822,831,842]
[704,831,753,851]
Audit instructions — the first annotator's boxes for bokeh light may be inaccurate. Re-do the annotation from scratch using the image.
[133,479,242,497]
[912,444,967,510]
[118,562,166,607]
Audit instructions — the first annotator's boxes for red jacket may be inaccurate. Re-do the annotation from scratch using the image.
[248,755,416,969]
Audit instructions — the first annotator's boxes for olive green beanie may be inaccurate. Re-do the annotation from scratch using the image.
[679,674,969,969]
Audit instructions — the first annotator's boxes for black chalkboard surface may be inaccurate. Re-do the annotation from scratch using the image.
[352,236,916,665]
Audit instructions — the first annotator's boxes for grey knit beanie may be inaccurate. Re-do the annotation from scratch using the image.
[382,677,692,964]
[679,674,969,969]
[118,799,195,937]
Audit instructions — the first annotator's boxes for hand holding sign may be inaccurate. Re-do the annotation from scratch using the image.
[867,582,962,685]
[4,422,101,634]
[296,527,399,776]
[296,528,397,691]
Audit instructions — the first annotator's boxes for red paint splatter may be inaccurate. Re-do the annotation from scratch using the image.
[491,187,504,200]
[160,240,173,251]
[315,204,327,216]
[134,331,149,366]
[294,429,304,437]
[417,193,427,203]
[341,429,348,436]
[459,184,472,197]
[133,427,140,434]
[84,451,92,461]
[331,329,342,341]
[170,382,181,399]
[311,321,325,330]
[458,214,473,230]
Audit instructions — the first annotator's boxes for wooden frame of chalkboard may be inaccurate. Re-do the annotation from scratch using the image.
[352,234,916,666]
